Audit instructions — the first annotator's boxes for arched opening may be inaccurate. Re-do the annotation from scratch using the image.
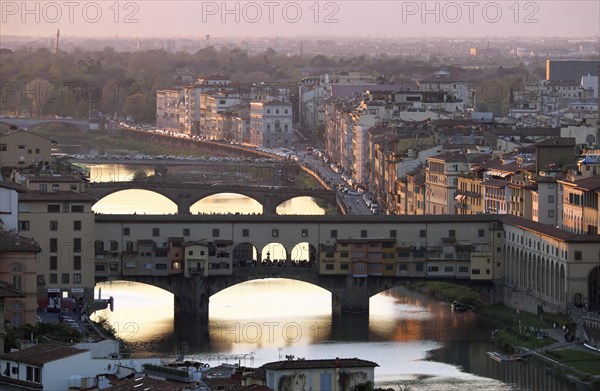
[276,196,328,215]
[232,242,258,267]
[260,243,288,265]
[190,193,262,215]
[573,292,583,307]
[93,190,177,214]
[290,242,317,268]
[92,281,174,342]
[589,266,600,311]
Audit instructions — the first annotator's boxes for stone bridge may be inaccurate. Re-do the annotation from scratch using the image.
[100,266,494,326]
[1,118,91,132]
[88,181,337,215]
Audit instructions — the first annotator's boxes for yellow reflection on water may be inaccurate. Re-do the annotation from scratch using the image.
[88,164,153,183]
[190,193,262,215]
[92,189,177,214]
[92,281,174,342]
[276,196,326,215]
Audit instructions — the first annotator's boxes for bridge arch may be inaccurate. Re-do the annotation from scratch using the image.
[275,195,334,215]
[190,193,263,215]
[92,189,177,214]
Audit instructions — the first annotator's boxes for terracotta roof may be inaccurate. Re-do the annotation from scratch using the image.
[481,179,510,188]
[0,375,42,389]
[573,176,600,191]
[19,191,96,202]
[104,374,200,391]
[0,343,86,365]
[0,181,27,192]
[0,230,41,252]
[0,281,25,298]
[500,215,600,243]
[535,137,576,147]
[262,358,378,370]
[203,377,240,390]
[491,128,561,137]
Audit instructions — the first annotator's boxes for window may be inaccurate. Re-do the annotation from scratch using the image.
[242,229,249,237]
[73,256,81,270]
[419,229,426,238]
[472,269,481,275]
[48,220,58,231]
[183,228,190,236]
[73,221,81,231]
[390,230,397,238]
[548,210,554,218]
[11,275,22,290]
[47,204,60,212]
[340,263,349,270]
[331,230,338,238]
[123,227,130,236]
[340,252,349,258]
[272,229,279,237]
[459,266,469,273]
[548,195,554,203]
[325,264,334,270]
[50,256,57,270]
[428,266,439,272]
[360,230,367,238]
[155,264,168,270]
[71,205,84,212]
[52,184,59,192]
[152,228,160,237]
[18,221,29,231]
[415,263,424,272]
[398,264,408,271]
[73,238,82,253]
[110,241,118,251]
[61,273,69,283]
[478,229,485,237]
[49,273,57,283]
[444,266,453,272]
[0,144,6,151]
[548,183,555,189]
[212,228,220,237]
[301,229,308,237]
[574,251,582,261]
[73,273,81,283]
[449,229,456,238]
[40,184,48,193]
[49,238,58,253]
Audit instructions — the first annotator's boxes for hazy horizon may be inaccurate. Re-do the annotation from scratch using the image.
[2,1,599,39]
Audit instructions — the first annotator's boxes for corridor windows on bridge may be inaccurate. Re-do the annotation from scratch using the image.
[242,229,250,237]
[478,229,485,237]
[213,229,220,237]
[390,230,397,238]
[152,228,160,237]
[183,228,190,237]
[574,251,583,261]
[449,229,456,238]
[272,229,279,238]
[301,229,308,237]
[330,230,337,239]
[419,229,426,238]
[123,227,130,236]
[360,230,368,238]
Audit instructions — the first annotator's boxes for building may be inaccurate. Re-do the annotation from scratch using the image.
[263,358,378,391]
[0,230,40,327]
[156,89,184,133]
[545,59,600,82]
[18,175,96,308]
[0,282,25,353]
[532,175,559,226]
[535,137,576,172]
[319,238,396,277]
[0,129,55,171]
[558,175,600,234]
[0,181,25,232]
[249,100,293,147]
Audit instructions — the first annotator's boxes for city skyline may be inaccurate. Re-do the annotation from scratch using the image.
[1,1,599,39]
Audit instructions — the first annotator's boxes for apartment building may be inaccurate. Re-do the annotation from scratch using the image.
[18,175,96,306]
[0,130,54,171]
[425,153,489,215]
[532,175,559,226]
[0,229,40,326]
[249,100,293,147]
[156,89,184,133]
[558,174,600,234]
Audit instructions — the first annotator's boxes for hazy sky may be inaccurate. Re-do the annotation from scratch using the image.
[1,1,599,39]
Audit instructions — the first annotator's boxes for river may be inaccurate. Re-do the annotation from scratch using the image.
[88,164,580,391]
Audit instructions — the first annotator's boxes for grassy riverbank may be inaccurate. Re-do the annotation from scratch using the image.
[543,349,600,376]
[411,281,481,306]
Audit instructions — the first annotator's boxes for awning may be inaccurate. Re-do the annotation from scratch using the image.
[454,194,466,201]
[486,170,511,178]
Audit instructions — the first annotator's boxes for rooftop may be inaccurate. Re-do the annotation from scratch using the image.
[0,229,41,252]
[20,191,97,202]
[0,343,86,366]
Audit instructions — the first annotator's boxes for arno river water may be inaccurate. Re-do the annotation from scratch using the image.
[88,164,580,391]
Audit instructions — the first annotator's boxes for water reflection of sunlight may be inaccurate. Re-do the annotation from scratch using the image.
[190,193,262,215]
[92,190,177,214]
[276,196,326,215]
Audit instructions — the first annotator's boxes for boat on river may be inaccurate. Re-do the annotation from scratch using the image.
[487,351,529,362]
